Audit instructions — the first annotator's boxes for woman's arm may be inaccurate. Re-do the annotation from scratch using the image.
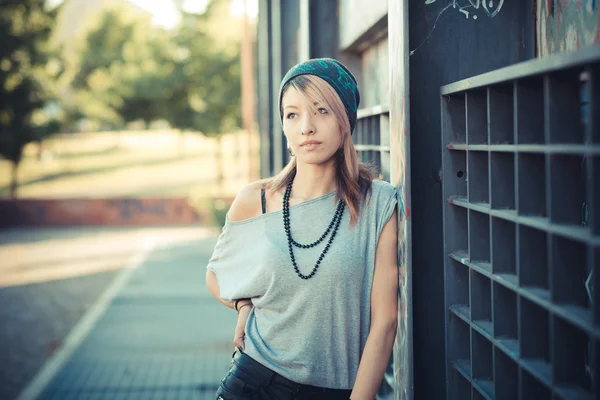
[207,268,253,350]
[205,181,263,309]
[234,302,253,350]
[205,269,235,309]
[205,182,262,349]
[351,209,399,400]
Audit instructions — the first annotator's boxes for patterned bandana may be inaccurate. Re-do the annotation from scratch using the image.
[278,58,360,134]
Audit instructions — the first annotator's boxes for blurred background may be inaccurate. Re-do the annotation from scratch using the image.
[0,0,258,398]
[1,0,259,208]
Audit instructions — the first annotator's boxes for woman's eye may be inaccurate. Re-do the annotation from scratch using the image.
[286,113,296,119]
[318,108,328,114]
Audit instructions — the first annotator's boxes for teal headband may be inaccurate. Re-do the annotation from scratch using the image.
[278,58,360,134]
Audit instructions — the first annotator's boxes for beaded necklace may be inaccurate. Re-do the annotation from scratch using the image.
[283,180,344,279]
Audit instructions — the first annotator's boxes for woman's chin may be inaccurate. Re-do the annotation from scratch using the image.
[297,154,336,166]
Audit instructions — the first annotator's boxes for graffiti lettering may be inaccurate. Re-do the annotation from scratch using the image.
[109,199,167,219]
[424,0,504,19]
[482,0,504,17]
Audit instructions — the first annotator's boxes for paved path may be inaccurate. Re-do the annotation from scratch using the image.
[12,226,236,400]
[1,227,139,400]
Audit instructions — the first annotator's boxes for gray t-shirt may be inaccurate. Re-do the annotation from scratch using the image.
[206,179,398,389]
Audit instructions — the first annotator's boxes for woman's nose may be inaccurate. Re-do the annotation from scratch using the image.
[300,114,315,135]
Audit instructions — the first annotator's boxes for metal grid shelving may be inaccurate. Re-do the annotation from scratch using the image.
[355,105,390,180]
[441,45,600,400]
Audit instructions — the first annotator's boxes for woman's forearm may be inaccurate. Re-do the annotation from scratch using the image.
[205,270,251,310]
[350,321,397,400]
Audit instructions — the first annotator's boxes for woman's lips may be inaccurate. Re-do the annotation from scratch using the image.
[301,142,321,150]
[300,140,322,146]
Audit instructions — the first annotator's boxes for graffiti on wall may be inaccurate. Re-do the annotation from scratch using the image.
[538,0,600,57]
[389,1,412,399]
[411,0,505,55]
[107,199,168,220]
[425,0,504,19]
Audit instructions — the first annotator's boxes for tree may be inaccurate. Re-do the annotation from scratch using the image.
[56,0,242,189]
[66,7,160,129]
[0,0,60,198]
[115,21,176,126]
[164,0,242,187]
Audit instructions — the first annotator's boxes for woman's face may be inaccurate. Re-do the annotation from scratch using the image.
[281,85,343,165]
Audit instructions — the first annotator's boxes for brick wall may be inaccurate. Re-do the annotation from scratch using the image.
[0,198,209,227]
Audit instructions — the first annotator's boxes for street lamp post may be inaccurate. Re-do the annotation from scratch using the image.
[240,0,256,182]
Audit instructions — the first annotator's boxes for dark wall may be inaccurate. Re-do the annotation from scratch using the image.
[280,0,300,72]
[309,0,339,59]
[407,1,536,399]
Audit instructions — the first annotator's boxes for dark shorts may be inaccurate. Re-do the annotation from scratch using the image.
[216,350,352,400]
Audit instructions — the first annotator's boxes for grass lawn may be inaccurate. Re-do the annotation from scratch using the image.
[0,130,259,200]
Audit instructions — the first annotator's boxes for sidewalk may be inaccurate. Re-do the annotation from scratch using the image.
[17,227,237,400]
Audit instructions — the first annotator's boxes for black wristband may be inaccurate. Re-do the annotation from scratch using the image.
[237,303,252,313]
[234,299,242,311]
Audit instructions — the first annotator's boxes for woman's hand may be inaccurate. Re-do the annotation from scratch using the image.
[233,302,253,351]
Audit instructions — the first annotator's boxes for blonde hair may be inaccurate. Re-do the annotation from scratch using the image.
[266,74,374,224]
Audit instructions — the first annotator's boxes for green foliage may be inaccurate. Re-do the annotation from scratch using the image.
[0,0,60,165]
[163,0,242,136]
[66,0,242,136]
[65,7,170,128]
[210,198,231,228]
[0,0,243,198]
[189,193,232,228]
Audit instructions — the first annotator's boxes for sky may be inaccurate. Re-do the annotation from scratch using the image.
[46,0,259,29]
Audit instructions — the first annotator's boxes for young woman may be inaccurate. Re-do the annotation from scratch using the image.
[206,58,399,400]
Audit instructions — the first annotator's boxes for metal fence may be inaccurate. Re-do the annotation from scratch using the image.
[441,45,600,399]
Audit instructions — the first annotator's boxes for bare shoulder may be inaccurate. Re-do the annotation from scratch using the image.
[227,181,265,222]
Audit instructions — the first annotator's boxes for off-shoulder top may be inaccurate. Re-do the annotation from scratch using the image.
[206,179,398,389]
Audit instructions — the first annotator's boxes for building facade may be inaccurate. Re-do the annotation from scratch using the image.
[255,1,600,399]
